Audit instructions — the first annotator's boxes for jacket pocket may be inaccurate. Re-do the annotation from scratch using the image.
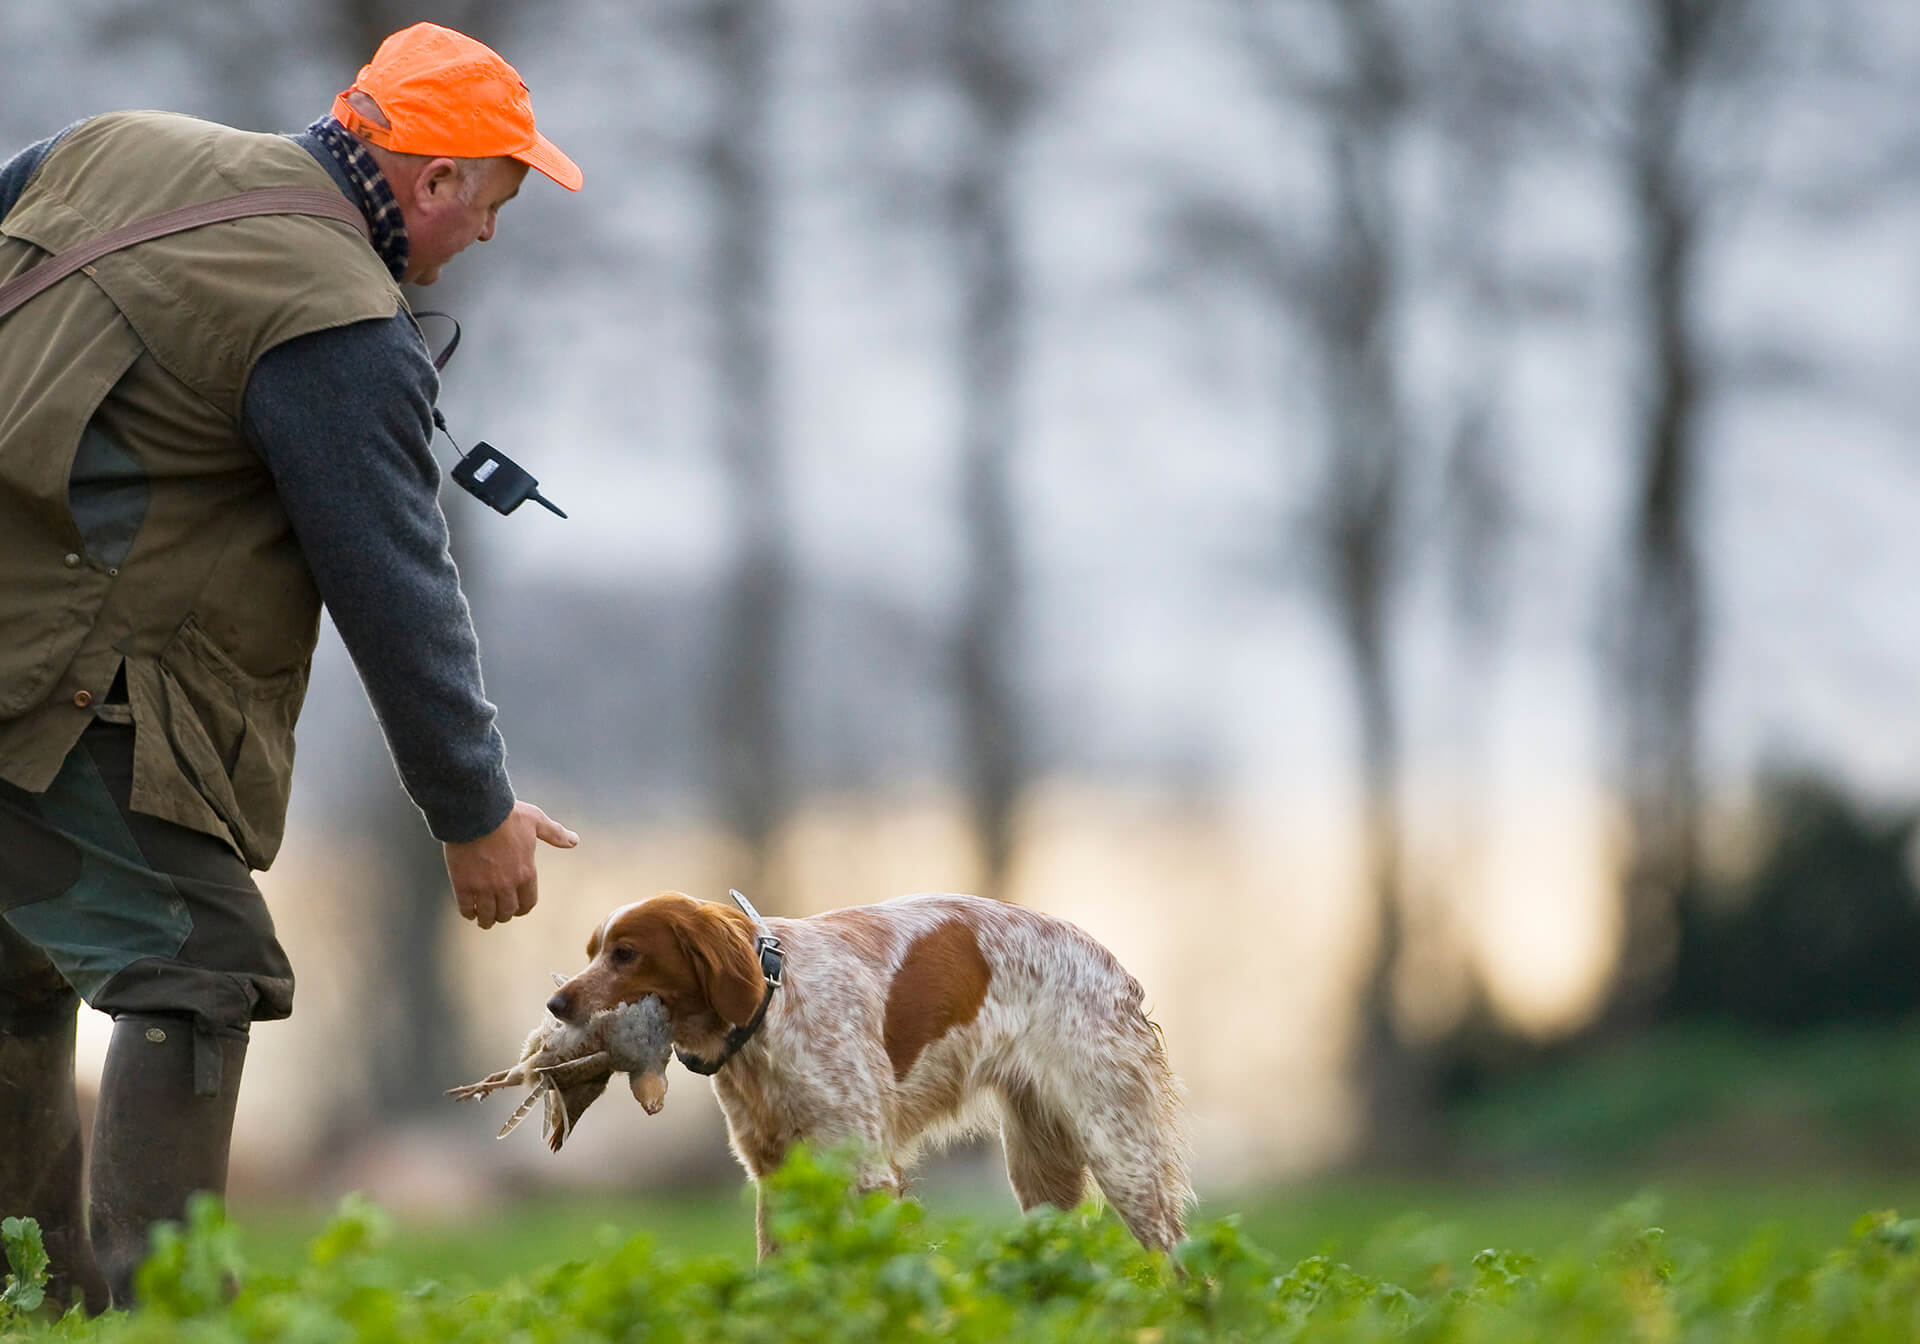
[134,616,309,869]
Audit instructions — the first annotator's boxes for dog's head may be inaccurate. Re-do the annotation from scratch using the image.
[547,893,764,1056]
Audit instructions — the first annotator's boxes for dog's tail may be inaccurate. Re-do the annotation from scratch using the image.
[1041,972,1195,1253]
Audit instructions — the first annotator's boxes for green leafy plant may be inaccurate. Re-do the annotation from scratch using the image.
[1,1215,50,1321]
[12,1153,1920,1342]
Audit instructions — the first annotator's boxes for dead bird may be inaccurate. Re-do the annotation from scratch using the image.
[448,993,673,1151]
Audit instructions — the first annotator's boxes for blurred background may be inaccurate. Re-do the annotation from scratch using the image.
[7,0,1920,1231]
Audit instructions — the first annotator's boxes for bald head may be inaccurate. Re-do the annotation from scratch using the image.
[331,90,526,285]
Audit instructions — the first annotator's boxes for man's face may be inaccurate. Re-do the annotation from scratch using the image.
[400,157,528,286]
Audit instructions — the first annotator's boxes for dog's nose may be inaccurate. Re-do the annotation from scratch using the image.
[547,991,575,1023]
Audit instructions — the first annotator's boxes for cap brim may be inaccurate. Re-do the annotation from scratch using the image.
[514,132,582,191]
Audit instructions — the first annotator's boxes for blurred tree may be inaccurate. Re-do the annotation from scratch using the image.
[1293,0,1429,1165]
[698,0,793,906]
[1605,0,1764,1028]
[1427,6,1523,677]
[1221,0,1435,1163]
[1175,0,1562,1161]
[1410,0,1534,1093]
[839,0,1090,905]
[943,0,1033,905]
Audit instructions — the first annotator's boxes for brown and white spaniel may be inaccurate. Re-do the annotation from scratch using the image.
[544,891,1193,1256]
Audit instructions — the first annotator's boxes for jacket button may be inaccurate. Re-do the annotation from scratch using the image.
[72,689,93,708]
[63,553,81,568]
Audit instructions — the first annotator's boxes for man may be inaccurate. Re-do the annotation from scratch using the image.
[0,23,581,1312]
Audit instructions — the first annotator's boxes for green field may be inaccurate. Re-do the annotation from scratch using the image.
[8,1152,1920,1340]
[219,1167,1920,1290]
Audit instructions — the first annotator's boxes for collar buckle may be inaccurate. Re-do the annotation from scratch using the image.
[755,934,784,988]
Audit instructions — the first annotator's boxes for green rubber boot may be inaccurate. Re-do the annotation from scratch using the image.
[0,980,110,1316]
[87,1013,246,1308]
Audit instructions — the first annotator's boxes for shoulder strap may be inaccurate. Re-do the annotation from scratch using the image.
[0,186,370,324]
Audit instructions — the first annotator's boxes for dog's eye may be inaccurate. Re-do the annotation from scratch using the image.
[610,945,637,966]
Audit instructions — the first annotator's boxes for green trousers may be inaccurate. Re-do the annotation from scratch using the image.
[0,721,292,1089]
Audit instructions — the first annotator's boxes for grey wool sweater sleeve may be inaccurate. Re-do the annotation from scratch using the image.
[242,321,517,844]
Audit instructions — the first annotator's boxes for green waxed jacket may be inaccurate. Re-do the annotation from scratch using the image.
[0,111,403,869]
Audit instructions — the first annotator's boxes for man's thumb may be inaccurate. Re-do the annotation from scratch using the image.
[532,808,580,848]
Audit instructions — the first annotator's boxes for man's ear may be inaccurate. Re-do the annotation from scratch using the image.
[413,157,463,205]
[671,905,764,1027]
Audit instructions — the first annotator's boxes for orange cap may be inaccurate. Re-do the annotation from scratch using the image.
[332,22,582,191]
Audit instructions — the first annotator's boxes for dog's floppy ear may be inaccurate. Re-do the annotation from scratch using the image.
[670,902,765,1027]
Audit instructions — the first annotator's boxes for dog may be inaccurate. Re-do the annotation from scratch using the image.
[544,891,1193,1257]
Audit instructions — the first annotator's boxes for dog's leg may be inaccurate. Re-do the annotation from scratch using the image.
[749,1163,892,1262]
[754,1181,777,1261]
[855,1160,903,1198]
[996,1077,1089,1213]
[749,1136,894,1261]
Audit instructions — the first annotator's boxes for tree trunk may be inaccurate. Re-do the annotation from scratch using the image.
[948,0,1027,904]
[1307,0,1436,1166]
[1608,0,1719,1027]
[703,0,790,904]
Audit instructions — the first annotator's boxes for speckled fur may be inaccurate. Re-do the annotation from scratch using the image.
[550,893,1193,1257]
